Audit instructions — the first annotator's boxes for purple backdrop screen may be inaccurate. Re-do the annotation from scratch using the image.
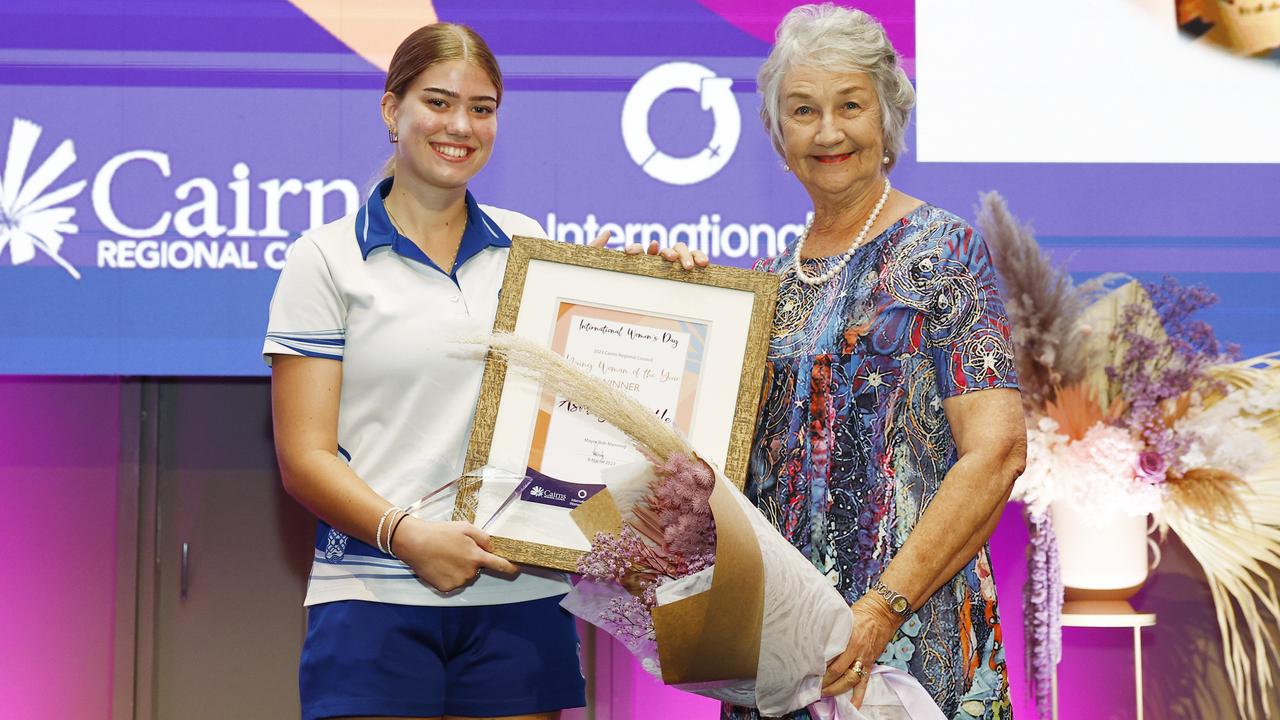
[0,0,1276,375]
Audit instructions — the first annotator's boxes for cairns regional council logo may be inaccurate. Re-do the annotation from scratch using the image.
[0,118,87,279]
[0,116,360,281]
[621,62,741,186]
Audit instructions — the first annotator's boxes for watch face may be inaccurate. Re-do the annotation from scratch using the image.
[892,597,909,614]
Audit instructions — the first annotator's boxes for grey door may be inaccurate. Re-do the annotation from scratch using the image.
[142,379,312,720]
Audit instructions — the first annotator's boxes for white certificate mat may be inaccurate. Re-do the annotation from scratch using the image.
[487,259,751,484]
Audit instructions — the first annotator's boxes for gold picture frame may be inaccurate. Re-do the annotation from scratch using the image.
[453,236,780,571]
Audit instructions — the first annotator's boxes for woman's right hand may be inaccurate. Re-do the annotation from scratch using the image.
[820,594,904,703]
[587,231,709,270]
[390,517,520,593]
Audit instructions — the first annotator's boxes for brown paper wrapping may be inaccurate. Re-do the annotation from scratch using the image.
[651,469,766,683]
[570,488,624,539]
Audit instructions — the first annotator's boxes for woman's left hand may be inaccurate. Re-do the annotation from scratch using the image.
[588,231,709,270]
[820,593,904,705]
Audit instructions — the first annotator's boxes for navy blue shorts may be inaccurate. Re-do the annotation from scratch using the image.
[299,595,586,719]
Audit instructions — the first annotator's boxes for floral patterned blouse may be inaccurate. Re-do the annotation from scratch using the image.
[723,205,1018,720]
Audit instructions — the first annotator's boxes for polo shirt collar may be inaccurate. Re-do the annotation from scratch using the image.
[354,177,511,275]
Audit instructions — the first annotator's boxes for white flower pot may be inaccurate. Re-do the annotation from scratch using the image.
[1050,503,1150,601]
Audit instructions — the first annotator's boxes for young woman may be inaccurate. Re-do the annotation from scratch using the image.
[265,23,587,720]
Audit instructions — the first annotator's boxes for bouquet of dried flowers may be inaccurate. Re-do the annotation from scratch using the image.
[571,452,716,648]
[466,332,945,720]
[977,192,1280,720]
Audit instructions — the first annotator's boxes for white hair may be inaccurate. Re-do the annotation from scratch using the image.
[757,4,915,170]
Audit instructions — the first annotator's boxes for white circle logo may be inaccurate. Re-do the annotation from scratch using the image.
[621,62,740,186]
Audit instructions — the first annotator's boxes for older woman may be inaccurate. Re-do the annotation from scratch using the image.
[725,5,1027,719]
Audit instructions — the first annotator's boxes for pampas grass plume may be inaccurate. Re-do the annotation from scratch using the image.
[455,332,694,465]
[976,192,1102,409]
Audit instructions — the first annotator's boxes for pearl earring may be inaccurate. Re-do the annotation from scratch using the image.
[882,153,890,165]
[783,163,791,172]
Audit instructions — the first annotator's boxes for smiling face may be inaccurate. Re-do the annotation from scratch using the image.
[779,65,885,202]
[381,59,499,191]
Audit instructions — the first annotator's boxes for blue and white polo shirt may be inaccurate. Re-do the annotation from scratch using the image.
[263,177,570,607]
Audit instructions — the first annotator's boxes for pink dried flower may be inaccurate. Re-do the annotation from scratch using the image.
[649,453,717,561]
[1136,450,1169,484]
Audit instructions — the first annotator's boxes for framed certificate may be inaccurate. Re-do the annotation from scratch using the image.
[454,236,780,571]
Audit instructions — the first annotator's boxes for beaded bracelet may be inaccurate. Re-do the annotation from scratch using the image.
[386,509,406,558]
[374,507,398,554]
[387,510,411,558]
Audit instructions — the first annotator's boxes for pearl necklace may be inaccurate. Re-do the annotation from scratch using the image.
[791,177,892,286]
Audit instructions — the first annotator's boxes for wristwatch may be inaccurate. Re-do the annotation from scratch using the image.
[871,581,912,618]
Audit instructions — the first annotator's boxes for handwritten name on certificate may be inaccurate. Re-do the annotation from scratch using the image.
[527,302,708,481]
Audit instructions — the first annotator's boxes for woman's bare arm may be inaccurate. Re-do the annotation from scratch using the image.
[878,387,1027,606]
[271,354,517,592]
[822,387,1026,698]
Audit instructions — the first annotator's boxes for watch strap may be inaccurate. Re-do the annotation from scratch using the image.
[872,580,912,617]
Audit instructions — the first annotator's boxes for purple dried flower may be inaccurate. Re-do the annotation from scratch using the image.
[600,585,658,642]
[1106,276,1236,476]
[1024,512,1064,719]
[1145,276,1237,360]
[577,526,649,582]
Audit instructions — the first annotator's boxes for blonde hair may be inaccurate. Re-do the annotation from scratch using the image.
[757,4,915,170]
[381,23,503,178]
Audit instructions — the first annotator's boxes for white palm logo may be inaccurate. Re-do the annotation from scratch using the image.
[0,118,87,279]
